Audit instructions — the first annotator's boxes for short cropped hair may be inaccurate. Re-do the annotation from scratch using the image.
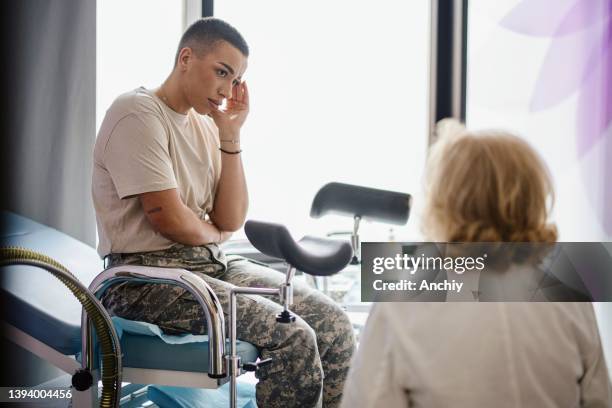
[422,119,557,243]
[175,17,249,65]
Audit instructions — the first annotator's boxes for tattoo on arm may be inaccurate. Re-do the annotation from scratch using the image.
[147,207,163,214]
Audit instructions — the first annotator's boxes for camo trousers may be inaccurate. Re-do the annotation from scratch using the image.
[100,243,355,408]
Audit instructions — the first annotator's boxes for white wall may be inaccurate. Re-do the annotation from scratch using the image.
[96,0,183,132]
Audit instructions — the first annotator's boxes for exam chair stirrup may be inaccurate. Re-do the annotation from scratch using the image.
[220,220,353,408]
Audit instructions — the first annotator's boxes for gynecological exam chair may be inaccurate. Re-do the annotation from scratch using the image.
[0,211,352,408]
[0,182,410,407]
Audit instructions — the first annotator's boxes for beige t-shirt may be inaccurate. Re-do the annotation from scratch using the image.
[92,87,222,257]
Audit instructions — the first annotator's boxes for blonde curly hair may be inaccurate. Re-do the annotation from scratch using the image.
[422,119,558,243]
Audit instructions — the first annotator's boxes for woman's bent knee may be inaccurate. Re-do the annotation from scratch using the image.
[256,319,323,407]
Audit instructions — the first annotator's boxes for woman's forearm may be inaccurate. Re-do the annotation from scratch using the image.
[210,148,249,231]
[141,189,229,245]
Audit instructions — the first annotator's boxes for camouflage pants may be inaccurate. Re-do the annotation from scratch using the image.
[101,243,355,408]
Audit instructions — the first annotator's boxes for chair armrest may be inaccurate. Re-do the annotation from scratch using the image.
[84,265,226,378]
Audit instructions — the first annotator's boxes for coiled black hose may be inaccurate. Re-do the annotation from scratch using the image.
[0,247,121,408]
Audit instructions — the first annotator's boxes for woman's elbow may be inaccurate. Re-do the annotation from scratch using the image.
[215,218,244,233]
[146,213,181,238]
[211,206,247,232]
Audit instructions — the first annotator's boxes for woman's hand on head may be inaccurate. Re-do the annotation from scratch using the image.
[208,80,249,139]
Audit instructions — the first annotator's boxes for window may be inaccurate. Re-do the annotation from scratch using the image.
[467,0,612,241]
[467,0,612,370]
[96,0,184,131]
[216,1,430,241]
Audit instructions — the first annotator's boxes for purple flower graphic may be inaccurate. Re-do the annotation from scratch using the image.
[501,0,612,234]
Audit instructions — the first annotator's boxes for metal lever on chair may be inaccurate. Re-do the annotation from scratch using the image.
[242,358,272,372]
[276,265,296,323]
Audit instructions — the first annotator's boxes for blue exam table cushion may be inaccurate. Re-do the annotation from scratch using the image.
[148,382,257,408]
[1,211,101,355]
[110,317,259,372]
[113,316,209,344]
